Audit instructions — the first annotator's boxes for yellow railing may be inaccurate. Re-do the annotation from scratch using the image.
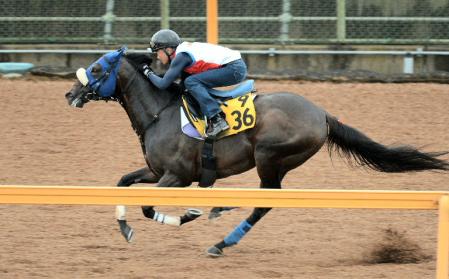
[0,185,447,278]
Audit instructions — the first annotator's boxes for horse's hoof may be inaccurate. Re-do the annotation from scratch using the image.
[206,246,224,257]
[208,207,238,220]
[186,208,203,219]
[123,227,134,243]
[208,207,224,220]
[118,220,134,243]
[180,208,203,225]
[208,211,222,220]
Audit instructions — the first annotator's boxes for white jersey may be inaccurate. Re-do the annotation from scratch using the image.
[175,42,241,74]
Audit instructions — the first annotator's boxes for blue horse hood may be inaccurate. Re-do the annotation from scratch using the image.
[77,47,127,97]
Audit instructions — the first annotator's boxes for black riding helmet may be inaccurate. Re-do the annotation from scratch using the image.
[149,29,182,52]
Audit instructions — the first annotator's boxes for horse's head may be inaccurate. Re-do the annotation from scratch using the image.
[65,46,128,108]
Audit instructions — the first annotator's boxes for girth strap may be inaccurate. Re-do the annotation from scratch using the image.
[198,138,217,187]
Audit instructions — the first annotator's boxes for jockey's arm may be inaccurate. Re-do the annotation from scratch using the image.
[145,53,192,90]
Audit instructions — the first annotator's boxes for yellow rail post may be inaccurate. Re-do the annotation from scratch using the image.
[437,195,449,279]
[207,0,218,44]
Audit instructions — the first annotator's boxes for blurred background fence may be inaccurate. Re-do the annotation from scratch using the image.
[1,0,449,44]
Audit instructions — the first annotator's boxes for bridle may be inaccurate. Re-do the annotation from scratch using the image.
[75,53,177,130]
[74,54,178,159]
[71,50,124,106]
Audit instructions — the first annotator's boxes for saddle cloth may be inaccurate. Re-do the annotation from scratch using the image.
[181,93,257,140]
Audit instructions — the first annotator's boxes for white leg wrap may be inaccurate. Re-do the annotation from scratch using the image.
[115,205,127,220]
[153,211,181,226]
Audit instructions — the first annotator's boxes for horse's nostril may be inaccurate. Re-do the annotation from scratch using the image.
[65,92,72,99]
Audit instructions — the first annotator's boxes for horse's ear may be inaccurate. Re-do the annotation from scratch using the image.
[118,45,128,55]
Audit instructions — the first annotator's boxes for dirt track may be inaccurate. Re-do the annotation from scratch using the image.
[0,78,448,278]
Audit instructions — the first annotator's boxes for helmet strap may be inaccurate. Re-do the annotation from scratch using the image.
[163,48,176,64]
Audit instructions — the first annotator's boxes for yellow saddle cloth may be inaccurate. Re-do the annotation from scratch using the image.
[181,93,257,140]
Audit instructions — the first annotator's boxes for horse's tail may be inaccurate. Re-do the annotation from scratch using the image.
[325,114,449,172]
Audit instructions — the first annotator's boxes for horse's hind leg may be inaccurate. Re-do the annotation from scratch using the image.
[206,135,325,256]
[207,152,282,257]
[116,167,159,242]
[207,189,279,256]
[207,204,274,257]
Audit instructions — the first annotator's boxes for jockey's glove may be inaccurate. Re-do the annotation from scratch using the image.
[140,64,154,77]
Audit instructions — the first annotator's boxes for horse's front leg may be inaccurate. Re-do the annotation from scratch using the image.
[116,167,160,242]
[141,172,202,227]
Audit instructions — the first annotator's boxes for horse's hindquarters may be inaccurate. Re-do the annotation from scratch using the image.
[251,93,328,177]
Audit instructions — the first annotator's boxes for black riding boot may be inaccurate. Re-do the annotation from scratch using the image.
[206,113,230,138]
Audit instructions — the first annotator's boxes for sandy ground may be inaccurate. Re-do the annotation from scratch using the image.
[0,78,448,279]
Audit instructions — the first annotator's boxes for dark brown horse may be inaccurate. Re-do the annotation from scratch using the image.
[65,49,449,257]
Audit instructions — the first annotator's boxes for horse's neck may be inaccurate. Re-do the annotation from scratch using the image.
[118,61,177,136]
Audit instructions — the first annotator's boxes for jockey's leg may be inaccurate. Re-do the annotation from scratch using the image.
[184,74,222,119]
[116,167,159,242]
[184,74,224,138]
[184,60,247,138]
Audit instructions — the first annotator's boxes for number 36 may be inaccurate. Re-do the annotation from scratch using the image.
[231,108,255,130]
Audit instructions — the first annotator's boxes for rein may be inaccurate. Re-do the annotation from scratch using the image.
[119,57,179,154]
[140,93,178,133]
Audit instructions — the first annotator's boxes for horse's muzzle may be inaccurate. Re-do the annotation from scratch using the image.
[65,91,87,108]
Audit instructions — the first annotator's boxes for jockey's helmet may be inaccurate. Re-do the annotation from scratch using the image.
[150,29,181,52]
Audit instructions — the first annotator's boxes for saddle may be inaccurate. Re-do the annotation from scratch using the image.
[181,80,257,140]
[180,79,257,188]
[183,79,255,119]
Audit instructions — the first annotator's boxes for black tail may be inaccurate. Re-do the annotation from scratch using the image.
[325,114,449,172]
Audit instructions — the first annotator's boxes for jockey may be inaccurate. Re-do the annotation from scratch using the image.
[140,29,247,138]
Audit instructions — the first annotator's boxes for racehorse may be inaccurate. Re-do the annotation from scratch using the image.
[65,48,449,257]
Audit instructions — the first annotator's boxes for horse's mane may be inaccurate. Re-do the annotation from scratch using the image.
[124,52,153,68]
[124,53,183,95]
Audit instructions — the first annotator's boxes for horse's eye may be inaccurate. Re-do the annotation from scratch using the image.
[91,63,103,78]
[92,63,102,72]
